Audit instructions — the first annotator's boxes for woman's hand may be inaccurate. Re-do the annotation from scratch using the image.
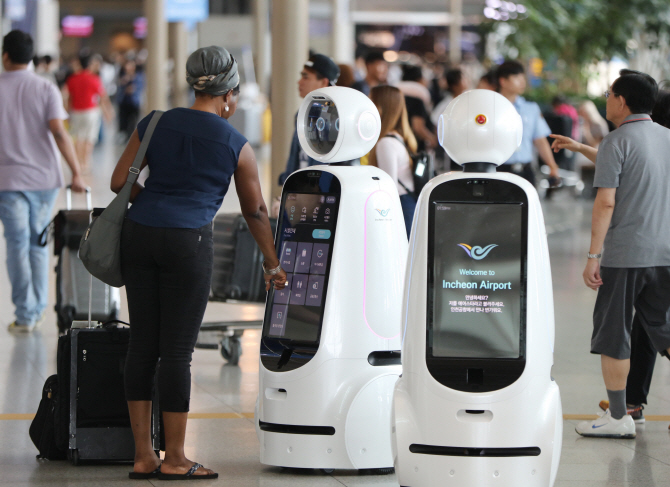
[265,267,287,291]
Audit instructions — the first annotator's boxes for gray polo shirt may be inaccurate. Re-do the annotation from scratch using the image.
[594,114,670,267]
[0,69,67,191]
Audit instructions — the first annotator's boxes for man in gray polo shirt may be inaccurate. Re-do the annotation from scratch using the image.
[0,30,85,332]
[575,70,670,438]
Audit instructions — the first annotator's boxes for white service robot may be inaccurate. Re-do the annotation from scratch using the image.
[256,87,407,472]
[392,89,563,487]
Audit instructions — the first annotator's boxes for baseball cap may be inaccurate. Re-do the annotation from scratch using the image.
[304,54,340,86]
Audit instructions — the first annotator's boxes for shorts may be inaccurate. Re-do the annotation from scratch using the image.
[591,266,670,359]
[69,108,101,143]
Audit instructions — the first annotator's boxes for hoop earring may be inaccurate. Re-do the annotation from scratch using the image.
[224,105,229,112]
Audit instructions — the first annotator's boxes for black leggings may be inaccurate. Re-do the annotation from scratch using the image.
[121,219,213,412]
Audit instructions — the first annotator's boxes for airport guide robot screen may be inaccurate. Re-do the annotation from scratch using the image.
[426,179,529,391]
[261,171,341,371]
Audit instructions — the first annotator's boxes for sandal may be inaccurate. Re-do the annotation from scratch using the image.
[128,464,162,479]
[157,462,219,481]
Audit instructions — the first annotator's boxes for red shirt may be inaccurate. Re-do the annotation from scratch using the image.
[66,71,105,110]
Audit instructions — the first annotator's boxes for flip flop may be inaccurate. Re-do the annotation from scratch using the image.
[157,462,219,481]
[128,464,162,479]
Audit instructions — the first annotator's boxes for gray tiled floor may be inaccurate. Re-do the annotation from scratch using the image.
[0,135,668,485]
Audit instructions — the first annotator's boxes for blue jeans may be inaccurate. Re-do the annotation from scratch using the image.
[399,193,417,238]
[0,189,59,324]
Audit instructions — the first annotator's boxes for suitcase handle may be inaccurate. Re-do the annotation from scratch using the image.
[101,320,130,329]
[65,185,92,211]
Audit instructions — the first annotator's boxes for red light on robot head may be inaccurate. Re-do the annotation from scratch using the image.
[475,114,487,125]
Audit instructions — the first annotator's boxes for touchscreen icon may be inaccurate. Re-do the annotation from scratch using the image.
[320,196,325,203]
[314,207,320,213]
[273,274,291,304]
[269,304,288,337]
[302,207,307,213]
[281,242,297,272]
[290,275,308,305]
[311,244,329,274]
[306,275,325,307]
[291,206,295,213]
[325,208,330,215]
[327,196,336,204]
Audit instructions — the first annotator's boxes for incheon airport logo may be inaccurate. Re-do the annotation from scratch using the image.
[457,243,498,260]
[375,208,391,217]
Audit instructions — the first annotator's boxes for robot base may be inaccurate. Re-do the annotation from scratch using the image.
[392,374,563,487]
[257,361,400,471]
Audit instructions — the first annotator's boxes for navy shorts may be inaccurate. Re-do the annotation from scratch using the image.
[591,266,670,360]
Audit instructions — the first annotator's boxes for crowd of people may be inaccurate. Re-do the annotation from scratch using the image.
[1,26,669,480]
[283,51,568,234]
[31,48,147,168]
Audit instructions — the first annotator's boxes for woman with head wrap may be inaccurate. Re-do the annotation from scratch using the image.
[110,46,287,480]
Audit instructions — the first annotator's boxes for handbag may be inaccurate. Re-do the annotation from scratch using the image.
[79,111,163,287]
[383,134,433,198]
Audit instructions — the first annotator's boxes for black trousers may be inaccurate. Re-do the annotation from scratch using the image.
[496,163,536,187]
[627,313,657,405]
[121,219,213,412]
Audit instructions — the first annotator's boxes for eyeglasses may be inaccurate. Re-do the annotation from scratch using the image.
[604,89,616,99]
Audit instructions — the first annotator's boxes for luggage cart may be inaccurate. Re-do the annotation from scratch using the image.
[196,319,262,365]
[194,213,276,365]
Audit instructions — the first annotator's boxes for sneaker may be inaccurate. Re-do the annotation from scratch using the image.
[576,409,636,438]
[32,311,46,331]
[7,321,35,333]
[599,400,645,423]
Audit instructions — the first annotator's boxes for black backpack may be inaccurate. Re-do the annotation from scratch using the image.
[29,374,67,460]
[383,134,433,198]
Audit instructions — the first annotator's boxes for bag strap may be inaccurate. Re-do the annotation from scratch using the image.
[125,110,164,186]
[38,217,55,247]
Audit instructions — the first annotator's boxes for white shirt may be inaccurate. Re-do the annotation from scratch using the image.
[375,135,414,195]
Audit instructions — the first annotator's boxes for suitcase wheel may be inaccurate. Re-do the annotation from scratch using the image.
[220,336,242,365]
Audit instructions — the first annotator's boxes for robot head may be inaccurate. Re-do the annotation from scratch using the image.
[297,87,381,163]
[437,89,523,167]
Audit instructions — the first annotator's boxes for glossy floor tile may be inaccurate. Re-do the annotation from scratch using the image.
[0,136,668,485]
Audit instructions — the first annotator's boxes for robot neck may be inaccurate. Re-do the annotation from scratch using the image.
[462,162,497,173]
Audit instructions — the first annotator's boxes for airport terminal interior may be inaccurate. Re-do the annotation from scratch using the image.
[2,0,670,485]
[0,136,669,486]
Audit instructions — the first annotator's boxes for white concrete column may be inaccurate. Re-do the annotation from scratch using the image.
[449,0,462,64]
[270,0,308,199]
[252,0,270,95]
[144,0,169,111]
[331,0,354,64]
[35,0,59,57]
[169,22,189,108]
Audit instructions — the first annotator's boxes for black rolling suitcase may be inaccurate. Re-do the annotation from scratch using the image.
[41,187,120,333]
[210,213,277,303]
[55,322,161,464]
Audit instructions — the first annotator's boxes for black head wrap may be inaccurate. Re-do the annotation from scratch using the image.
[186,46,239,96]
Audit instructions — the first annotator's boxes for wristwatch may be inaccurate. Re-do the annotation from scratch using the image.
[587,252,602,259]
[262,261,282,275]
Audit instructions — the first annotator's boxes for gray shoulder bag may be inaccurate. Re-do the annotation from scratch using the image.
[79,110,163,287]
